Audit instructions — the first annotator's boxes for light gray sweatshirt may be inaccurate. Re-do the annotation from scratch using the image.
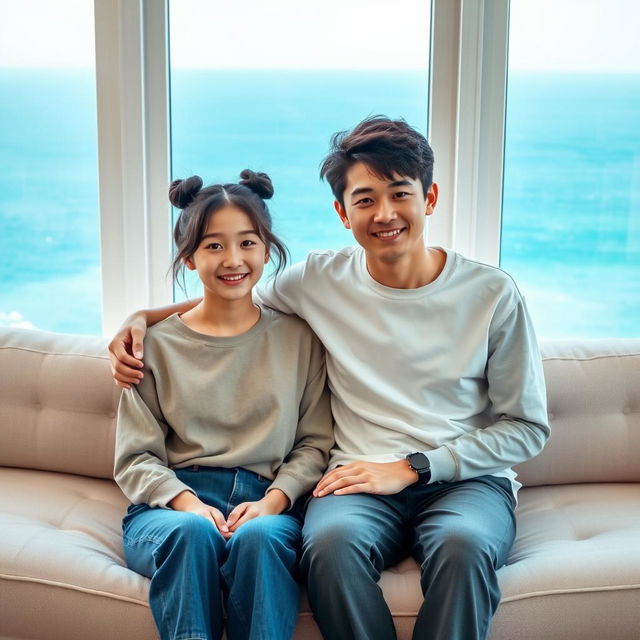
[114,308,334,508]
[256,246,550,496]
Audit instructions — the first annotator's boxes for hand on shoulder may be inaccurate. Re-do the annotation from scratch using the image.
[108,312,148,389]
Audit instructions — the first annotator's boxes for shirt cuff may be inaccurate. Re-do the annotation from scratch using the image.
[147,476,195,509]
[268,473,307,508]
[426,445,458,483]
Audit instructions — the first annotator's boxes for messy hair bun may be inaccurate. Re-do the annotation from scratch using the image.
[169,175,203,209]
[239,169,274,200]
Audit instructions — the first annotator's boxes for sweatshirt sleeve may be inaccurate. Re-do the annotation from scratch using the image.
[114,368,195,508]
[268,334,334,504]
[255,260,306,316]
[426,294,550,483]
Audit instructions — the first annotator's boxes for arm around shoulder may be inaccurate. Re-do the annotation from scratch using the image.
[108,298,201,388]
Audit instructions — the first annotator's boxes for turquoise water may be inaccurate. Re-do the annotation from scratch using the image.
[0,69,639,337]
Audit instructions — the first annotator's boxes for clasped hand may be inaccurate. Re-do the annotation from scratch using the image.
[169,489,290,539]
[313,460,418,498]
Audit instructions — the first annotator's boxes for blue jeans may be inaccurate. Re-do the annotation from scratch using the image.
[122,466,304,640]
[301,475,516,640]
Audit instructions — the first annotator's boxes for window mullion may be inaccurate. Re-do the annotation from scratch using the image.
[95,0,171,336]
[429,0,509,265]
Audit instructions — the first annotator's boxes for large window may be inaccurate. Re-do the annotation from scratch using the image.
[3,2,637,339]
[501,0,640,338]
[169,0,431,298]
[0,0,100,333]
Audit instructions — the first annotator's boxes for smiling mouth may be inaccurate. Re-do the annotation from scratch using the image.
[218,273,249,283]
[372,228,405,239]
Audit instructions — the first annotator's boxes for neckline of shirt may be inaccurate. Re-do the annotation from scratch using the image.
[164,306,272,347]
[356,246,457,299]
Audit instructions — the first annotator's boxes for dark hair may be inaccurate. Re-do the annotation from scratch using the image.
[169,170,288,292]
[320,115,435,207]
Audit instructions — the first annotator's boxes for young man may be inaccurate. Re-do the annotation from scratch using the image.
[110,116,549,640]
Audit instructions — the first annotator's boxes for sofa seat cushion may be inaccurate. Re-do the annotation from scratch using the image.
[2,470,639,640]
[0,467,156,640]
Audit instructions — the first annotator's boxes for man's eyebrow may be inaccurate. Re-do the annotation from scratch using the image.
[201,230,258,240]
[350,187,374,198]
[349,179,413,198]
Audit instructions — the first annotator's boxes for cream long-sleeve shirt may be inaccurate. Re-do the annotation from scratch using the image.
[256,246,549,496]
[114,308,334,508]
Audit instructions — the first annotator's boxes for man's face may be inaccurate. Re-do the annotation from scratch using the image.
[335,162,437,267]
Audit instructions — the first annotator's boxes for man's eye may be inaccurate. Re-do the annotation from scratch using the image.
[394,191,410,198]
[355,197,372,206]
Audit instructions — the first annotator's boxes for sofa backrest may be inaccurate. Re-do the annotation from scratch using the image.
[0,328,119,479]
[515,339,640,486]
[1,328,639,485]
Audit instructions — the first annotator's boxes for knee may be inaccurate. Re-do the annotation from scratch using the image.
[301,520,371,576]
[228,516,299,554]
[426,527,493,572]
[164,513,224,557]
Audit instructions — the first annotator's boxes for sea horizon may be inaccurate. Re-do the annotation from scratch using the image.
[1,68,639,337]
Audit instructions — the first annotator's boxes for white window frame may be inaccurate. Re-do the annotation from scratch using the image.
[95,0,172,335]
[94,0,510,335]
[428,0,509,264]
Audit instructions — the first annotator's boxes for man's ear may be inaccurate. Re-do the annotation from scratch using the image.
[425,183,439,217]
[334,200,351,229]
[184,256,196,271]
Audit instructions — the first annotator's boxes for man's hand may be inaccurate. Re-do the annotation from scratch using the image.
[313,460,418,497]
[168,490,231,538]
[226,489,290,533]
[108,312,148,389]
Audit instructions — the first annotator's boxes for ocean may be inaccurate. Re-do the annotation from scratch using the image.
[0,68,639,337]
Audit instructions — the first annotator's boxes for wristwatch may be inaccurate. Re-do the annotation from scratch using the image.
[405,452,431,485]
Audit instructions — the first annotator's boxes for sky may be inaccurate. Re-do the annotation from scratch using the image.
[0,0,639,72]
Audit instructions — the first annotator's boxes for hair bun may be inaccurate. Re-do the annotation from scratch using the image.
[169,175,203,209]
[239,169,274,200]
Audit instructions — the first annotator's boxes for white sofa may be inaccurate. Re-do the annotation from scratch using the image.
[1,328,639,639]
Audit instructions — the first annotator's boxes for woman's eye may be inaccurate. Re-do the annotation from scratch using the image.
[206,242,222,250]
[241,239,256,247]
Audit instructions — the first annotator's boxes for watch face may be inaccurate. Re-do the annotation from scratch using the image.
[408,452,430,472]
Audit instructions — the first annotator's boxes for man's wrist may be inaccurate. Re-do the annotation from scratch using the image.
[402,458,420,484]
[405,452,432,485]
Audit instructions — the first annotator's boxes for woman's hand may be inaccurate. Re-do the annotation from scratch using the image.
[226,489,290,533]
[169,490,231,538]
[108,312,148,389]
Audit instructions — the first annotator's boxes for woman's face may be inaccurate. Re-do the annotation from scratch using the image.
[185,205,269,303]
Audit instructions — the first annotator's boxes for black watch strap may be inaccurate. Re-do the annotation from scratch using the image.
[405,452,431,485]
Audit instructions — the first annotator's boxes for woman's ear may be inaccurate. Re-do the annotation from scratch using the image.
[184,256,196,271]
[264,249,270,265]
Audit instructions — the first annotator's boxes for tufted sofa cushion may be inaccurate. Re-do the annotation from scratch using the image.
[0,330,119,479]
[515,339,640,486]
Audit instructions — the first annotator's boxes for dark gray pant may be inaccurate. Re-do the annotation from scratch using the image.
[301,476,516,640]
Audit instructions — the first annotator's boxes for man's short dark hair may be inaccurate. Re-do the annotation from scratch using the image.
[320,115,435,207]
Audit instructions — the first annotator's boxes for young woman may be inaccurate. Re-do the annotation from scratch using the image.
[114,170,333,640]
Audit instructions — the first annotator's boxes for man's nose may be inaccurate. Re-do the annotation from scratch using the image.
[373,200,396,223]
